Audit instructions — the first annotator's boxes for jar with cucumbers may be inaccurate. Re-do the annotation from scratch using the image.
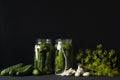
[34,39,45,75]
[33,38,54,75]
[55,39,73,75]
[45,39,54,74]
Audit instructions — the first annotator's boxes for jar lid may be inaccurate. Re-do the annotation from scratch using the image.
[36,38,42,42]
[55,39,62,43]
[36,38,45,44]
[46,39,52,44]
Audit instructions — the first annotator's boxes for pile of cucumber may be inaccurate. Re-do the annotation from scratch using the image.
[0,63,33,76]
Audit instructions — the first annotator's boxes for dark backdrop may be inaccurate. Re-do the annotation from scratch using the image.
[0,0,120,69]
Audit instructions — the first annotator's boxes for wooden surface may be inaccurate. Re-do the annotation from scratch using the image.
[0,75,119,80]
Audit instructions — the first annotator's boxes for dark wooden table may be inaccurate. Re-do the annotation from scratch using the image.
[0,75,119,80]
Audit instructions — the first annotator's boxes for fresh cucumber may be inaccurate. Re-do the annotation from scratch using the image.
[16,64,33,76]
[0,63,23,76]
[9,70,16,76]
[32,69,41,75]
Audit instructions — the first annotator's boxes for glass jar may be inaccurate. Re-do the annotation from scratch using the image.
[34,38,54,74]
[55,39,73,74]
[44,39,54,74]
[34,39,46,73]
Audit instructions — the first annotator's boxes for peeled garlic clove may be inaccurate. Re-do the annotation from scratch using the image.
[66,69,74,76]
[83,72,90,76]
[75,72,80,77]
[71,69,76,74]
[61,71,67,76]
[65,72,70,76]
[61,73,65,76]
[66,72,73,76]
[65,73,69,76]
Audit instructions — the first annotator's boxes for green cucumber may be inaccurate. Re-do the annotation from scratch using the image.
[9,70,16,76]
[32,69,41,75]
[0,63,23,76]
[16,64,33,76]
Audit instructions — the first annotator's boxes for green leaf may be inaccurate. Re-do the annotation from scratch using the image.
[112,57,117,63]
[109,49,115,58]
[97,44,102,49]
[85,49,91,54]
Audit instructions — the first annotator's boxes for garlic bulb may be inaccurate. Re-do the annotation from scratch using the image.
[74,66,84,77]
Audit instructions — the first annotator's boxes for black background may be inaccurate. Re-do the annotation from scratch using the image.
[0,0,120,70]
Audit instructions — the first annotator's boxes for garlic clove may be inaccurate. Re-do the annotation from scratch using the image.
[61,71,67,76]
[83,72,90,76]
[66,72,73,76]
[71,69,76,74]
[76,67,84,74]
[75,72,80,77]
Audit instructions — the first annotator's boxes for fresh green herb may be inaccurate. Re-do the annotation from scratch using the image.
[76,44,119,76]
